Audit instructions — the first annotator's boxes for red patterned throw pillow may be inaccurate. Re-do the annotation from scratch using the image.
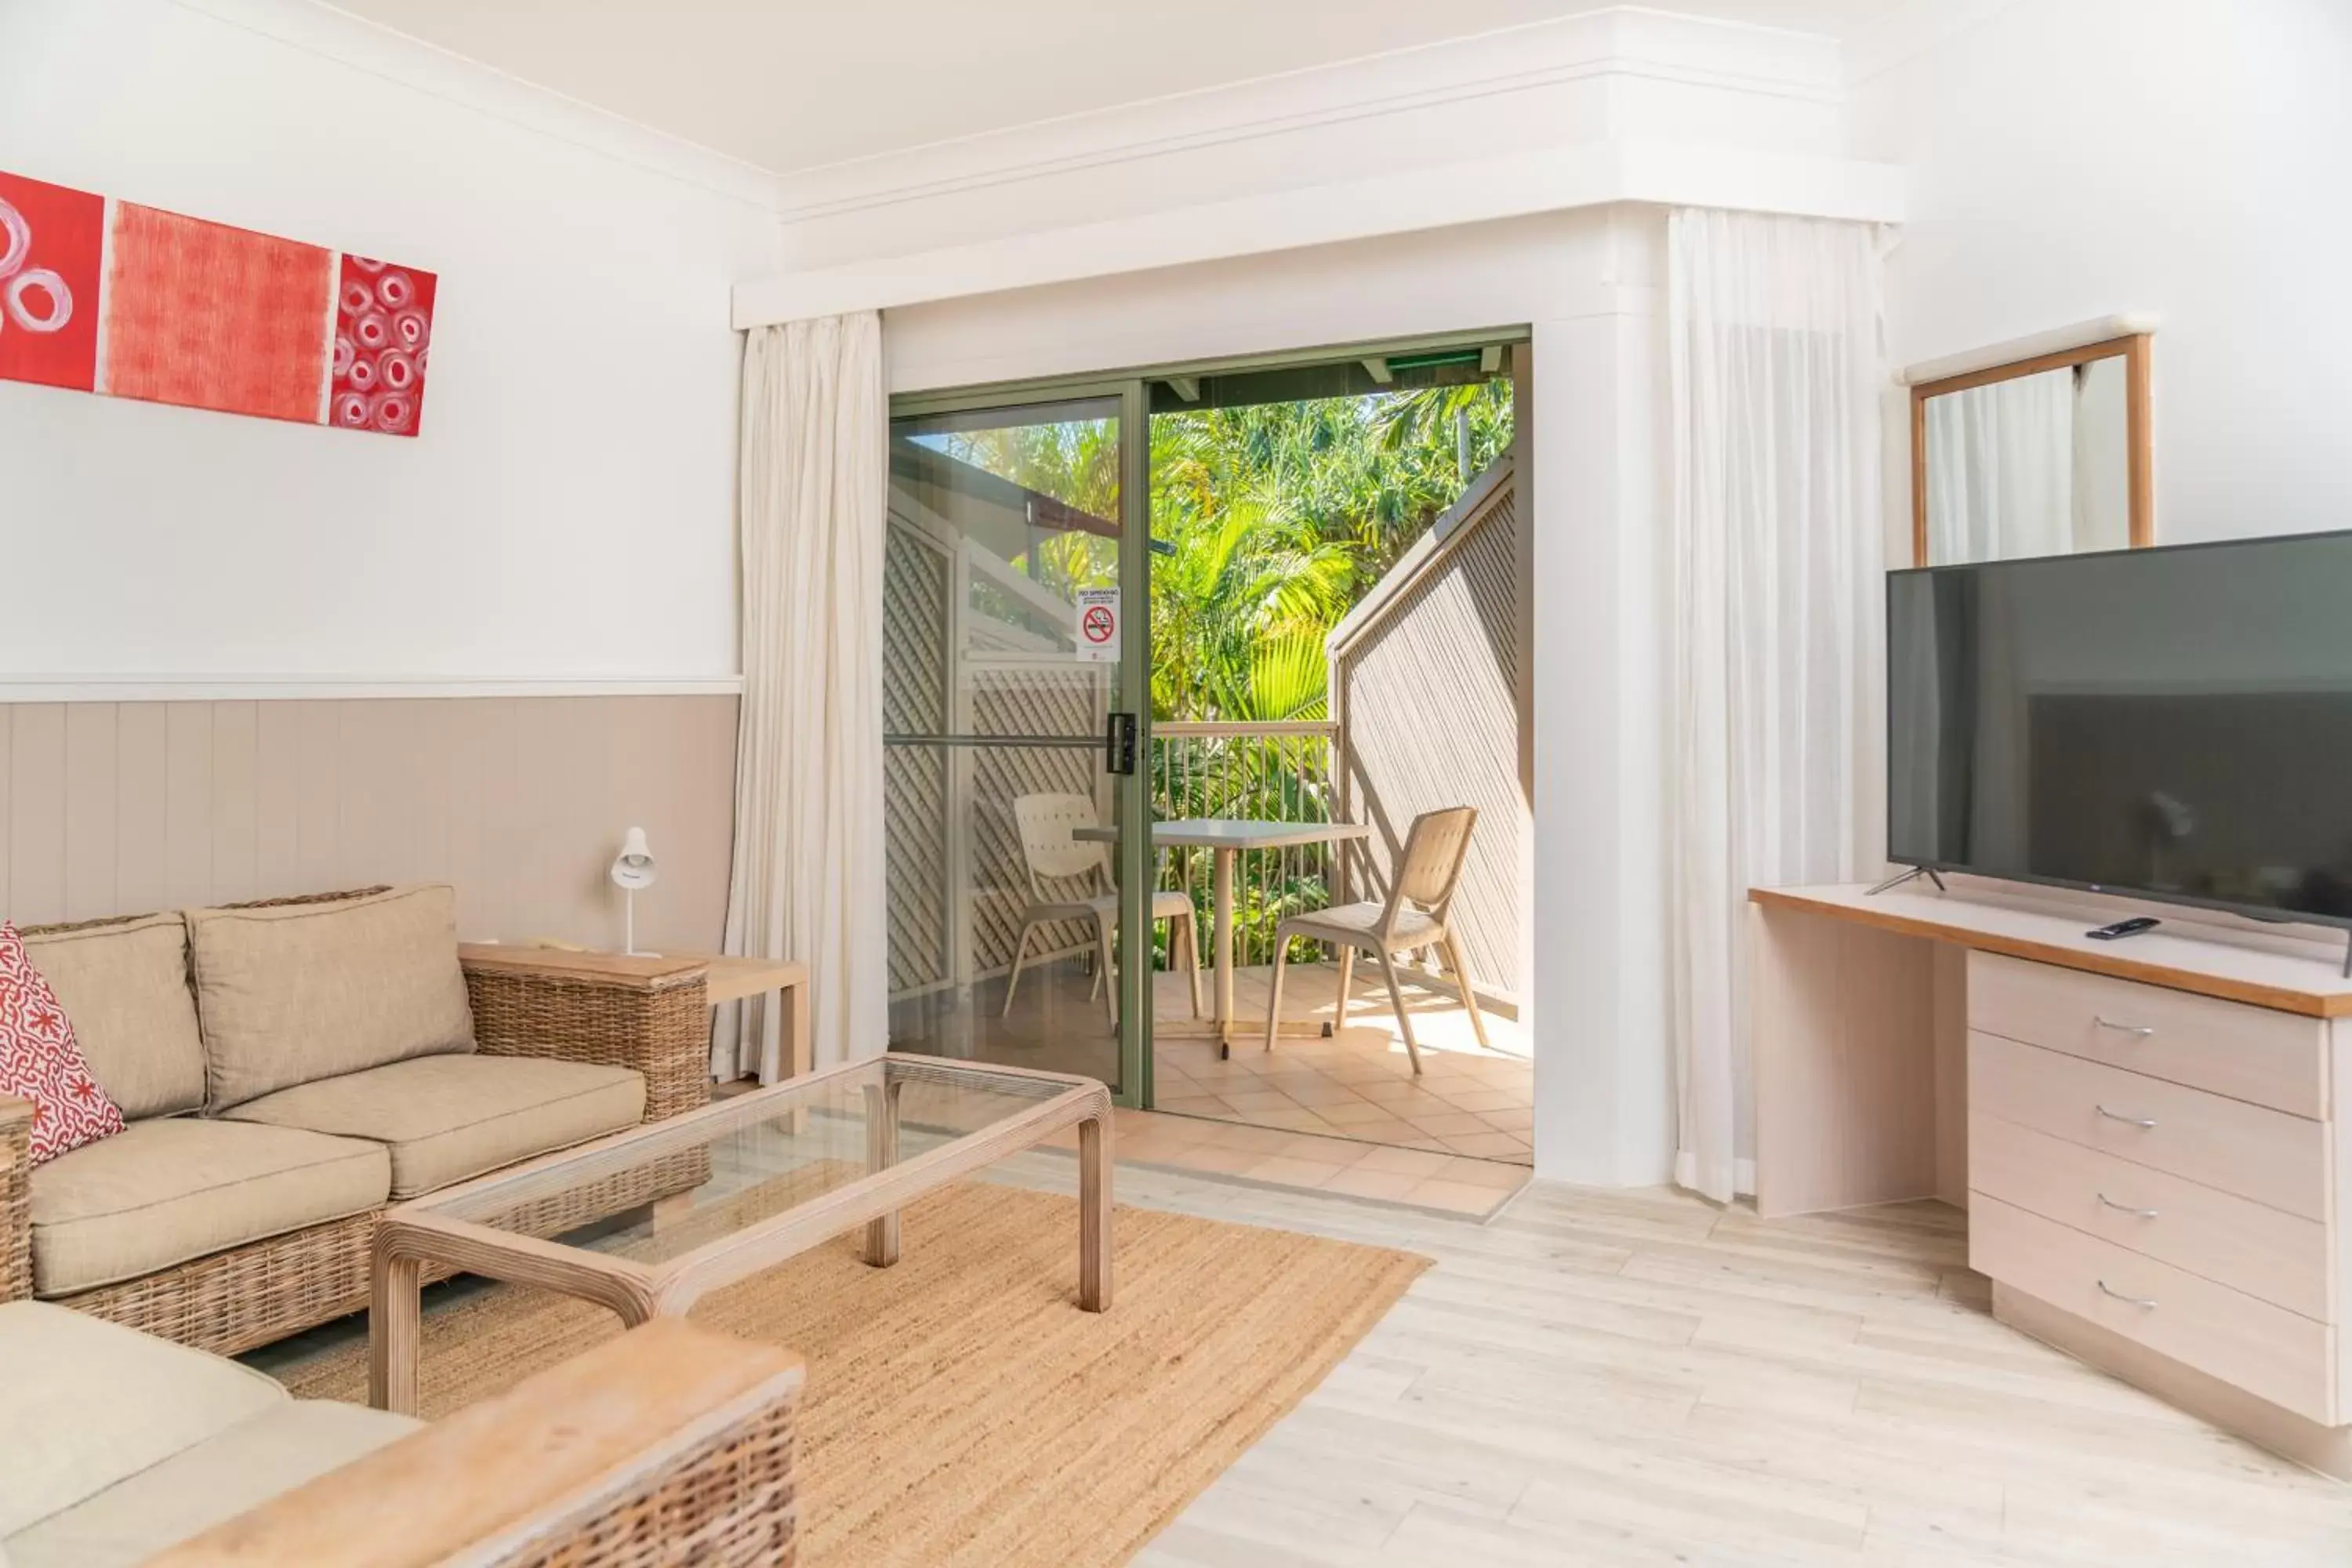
[0,921,124,1162]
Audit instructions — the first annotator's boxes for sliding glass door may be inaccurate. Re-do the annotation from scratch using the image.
[882,384,1151,1098]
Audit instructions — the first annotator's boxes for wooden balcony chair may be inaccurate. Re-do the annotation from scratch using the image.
[1002,792,1202,1025]
[1262,804,1490,1075]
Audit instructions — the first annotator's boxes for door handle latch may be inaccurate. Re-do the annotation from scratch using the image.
[1105,712,1138,776]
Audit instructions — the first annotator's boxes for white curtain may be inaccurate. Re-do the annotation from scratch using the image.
[716,312,888,1080]
[1666,209,1887,1203]
[1925,370,2075,564]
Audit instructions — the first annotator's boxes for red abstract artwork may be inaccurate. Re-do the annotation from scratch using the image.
[0,167,436,437]
[0,170,103,394]
[105,204,335,425]
[329,254,435,436]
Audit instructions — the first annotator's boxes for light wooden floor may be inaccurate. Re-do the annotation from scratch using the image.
[981,1153,2352,1566]
[249,1122,2352,1562]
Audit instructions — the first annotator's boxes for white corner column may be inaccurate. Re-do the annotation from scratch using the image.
[1528,212,1678,1187]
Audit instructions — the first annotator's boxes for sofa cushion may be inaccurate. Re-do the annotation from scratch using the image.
[222,1054,646,1199]
[0,1300,288,1538]
[5,1399,421,1568]
[188,884,475,1112]
[28,1117,390,1298]
[21,913,205,1120]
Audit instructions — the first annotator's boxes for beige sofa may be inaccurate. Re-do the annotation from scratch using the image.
[0,1301,800,1568]
[0,884,710,1355]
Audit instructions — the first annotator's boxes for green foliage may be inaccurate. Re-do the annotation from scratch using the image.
[1148,380,1513,721]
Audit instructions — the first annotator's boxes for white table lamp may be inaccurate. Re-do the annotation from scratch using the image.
[610,826,657,956]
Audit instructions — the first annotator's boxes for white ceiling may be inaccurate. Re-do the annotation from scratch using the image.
[325,0,1905,175]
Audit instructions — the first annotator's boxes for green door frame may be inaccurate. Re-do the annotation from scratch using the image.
[889,376,1156,1107]
[889,324,1534,1108]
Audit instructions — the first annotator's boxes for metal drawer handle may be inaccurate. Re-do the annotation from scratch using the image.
[2095,1105,2157,1128]
[2097,1279,2158,1309]
[2093,1015,2154,1038]
[2096,1192,2159,1219]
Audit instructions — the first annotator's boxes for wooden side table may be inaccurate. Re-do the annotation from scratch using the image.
[691,953,811,1087]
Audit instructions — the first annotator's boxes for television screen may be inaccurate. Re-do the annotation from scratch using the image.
[1887,532,2352,925]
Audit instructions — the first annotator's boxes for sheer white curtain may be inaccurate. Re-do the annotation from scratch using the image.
[1666,209,1887,1203]
[716,312,888,1080]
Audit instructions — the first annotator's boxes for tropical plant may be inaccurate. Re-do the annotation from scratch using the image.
[1147,379,1512,722]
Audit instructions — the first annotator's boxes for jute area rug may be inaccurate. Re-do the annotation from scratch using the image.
[283,1179,1428,1567]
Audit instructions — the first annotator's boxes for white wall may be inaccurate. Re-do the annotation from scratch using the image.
[1854,0,2352,545]
[0,0,780,685]
[888,209,1682,1189]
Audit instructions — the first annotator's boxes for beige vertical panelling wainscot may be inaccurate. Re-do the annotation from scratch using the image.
[0,697,739,952]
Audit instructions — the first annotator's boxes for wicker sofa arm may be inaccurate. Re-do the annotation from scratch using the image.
[0,1094,29,1305]
[149,1318,802,1568]
[459,947,711,1123]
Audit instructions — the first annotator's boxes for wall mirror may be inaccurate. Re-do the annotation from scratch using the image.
[1911,332,2152,566]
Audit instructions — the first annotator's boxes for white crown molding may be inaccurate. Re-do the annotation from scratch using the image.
[768,5,1845,224]
[1898,313,2160,385]
[175,0,782,209]
[0,676,745,702]
[735,139,1903,327]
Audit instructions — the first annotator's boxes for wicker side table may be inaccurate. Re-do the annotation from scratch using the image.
[459,946,713,1120]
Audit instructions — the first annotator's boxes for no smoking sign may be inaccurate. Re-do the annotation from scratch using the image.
[1073,587,1120,663]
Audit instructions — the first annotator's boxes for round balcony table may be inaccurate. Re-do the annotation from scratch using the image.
[1076,818,1373,1055]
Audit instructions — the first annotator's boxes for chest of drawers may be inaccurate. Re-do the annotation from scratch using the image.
[1965,952,2347,1428]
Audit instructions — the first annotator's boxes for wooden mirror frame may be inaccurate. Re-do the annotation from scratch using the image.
[1909,332,2153,566]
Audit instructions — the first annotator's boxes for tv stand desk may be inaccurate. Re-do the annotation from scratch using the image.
[1751,882,2352,1477]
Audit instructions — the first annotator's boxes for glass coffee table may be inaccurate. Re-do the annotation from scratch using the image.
[367,1053,1113,1414]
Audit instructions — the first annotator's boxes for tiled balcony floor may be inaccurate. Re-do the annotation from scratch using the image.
[1149,961,1531,1164]
[891,956,1531,1214]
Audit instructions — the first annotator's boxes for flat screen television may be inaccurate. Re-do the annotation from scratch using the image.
[1887,531,2352,929]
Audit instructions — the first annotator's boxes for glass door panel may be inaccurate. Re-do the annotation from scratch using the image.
[883,394,1145,1096]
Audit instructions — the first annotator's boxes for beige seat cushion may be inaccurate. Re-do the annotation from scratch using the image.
[223,1054,646,1199]
[0,1300,288,1537]
[5,1399,420,1568]
[189,884,476,1112]
[28,1118,390,1298]
[23,913,205,1120]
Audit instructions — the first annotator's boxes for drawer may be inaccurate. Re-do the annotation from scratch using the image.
[1970,1193,2334,1422]
[1969,1112,2330,1319]
[1969,1031,2326,1221]
[1969,952,2326,1117]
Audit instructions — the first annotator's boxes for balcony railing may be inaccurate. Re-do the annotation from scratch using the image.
[1148,720,1340,967]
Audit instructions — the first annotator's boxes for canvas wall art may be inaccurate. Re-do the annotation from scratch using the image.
[0,168,436,437]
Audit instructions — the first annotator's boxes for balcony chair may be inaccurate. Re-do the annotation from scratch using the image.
[1002,792,1202,1025]
[1262,804,1490,1075]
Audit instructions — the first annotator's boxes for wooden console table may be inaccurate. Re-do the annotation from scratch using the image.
[1751,881,2352,1478]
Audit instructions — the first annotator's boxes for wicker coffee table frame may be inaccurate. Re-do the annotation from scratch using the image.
[370,1053,1113,1415]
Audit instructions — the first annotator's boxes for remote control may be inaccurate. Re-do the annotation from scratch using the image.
[2085,916,2161,941]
